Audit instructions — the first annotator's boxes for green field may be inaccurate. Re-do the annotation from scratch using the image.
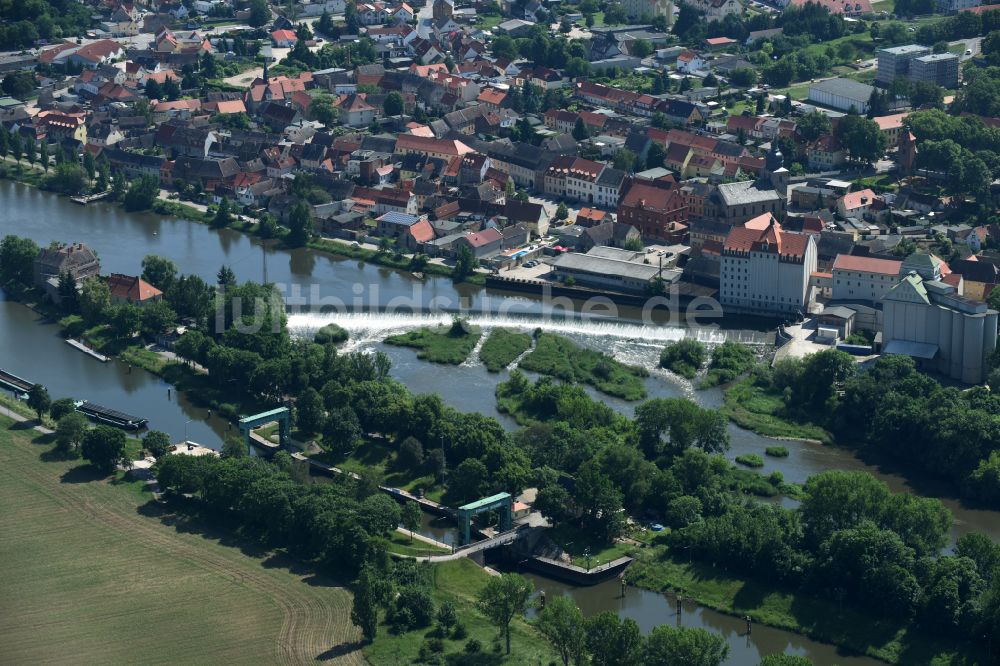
[364,559,558,665]
[385,323,483,365]
[721,376,834,444]
[517,332,649,400]
[0,418,364,665]
[479,328,533,373]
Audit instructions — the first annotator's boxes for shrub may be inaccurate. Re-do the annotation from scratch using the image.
[314,323,349,345]
[660,338,707,379]
[766,446,790,457]
[735,453,765,468]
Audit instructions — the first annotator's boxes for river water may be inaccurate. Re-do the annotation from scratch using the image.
[0,180,987,665]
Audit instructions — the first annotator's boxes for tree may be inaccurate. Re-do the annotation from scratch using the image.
[358,493,401,537]
[351,565,382,642]
[141,255,178,293]
[79,277,111,325]
[1,71,34,98]
[634,398,730,459]
[323,406,362,454]
[835,114,887,164]
[729,67,757,87]
[248,0,270,27]
[82,151,96,181]
[476,573,533,655]
[9,131,21,164]
[660,339,707,379]
[644,626,729,666]
[81,425,128,474]
[222,435,248,458]
[111,303,141,339]
[632,39,653,58]
[27,384,51,422]
[910,80,944,108]
[217,265,236,290]
[42,162,88,195]
[572,117,589,141]
[296,387,324,435]
[759,656,814,666]
[49,397,76,422]
[212,196,233,228]
[646,141,666,170]
[613,148,637,173]
[123,174,160,211]
[453,244,479,280]
[537,595,586,666]
[310,95,338,127]
[383,91,404,116]
[143,430,172,458]
[140,299,176,337]
[555,202,569,221]
[401,501,421,542]
[317,9,334,35]
[287,202,313,247]
[797,111,832,142]
[55,412,89,453]
[0,235,39,287]
[585,612,643,666]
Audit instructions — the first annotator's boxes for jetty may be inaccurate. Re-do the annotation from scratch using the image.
[69,191,112,205]
[74,400,148,430]
[0,368,35,396]
[65,338,109,362]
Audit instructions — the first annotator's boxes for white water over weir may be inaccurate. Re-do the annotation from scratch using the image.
[287,311,776,346]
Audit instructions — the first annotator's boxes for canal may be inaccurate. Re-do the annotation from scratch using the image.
[0,180,990,664]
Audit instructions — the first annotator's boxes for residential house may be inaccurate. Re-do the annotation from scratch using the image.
[108,274,164,307]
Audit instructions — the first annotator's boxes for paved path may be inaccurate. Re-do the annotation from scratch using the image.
[0,404,53,435]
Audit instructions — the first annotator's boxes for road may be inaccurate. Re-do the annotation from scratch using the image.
[416,2,434,39]
[951,36,982,61]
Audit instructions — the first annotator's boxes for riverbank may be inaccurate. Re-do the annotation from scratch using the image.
[721,376,834,445]
[628,548,984,665]
[0,169,486,287]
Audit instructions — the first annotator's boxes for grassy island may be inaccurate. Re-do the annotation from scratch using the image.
[517,332,649,400]
[384,319,482,365]
[478,328,533,372]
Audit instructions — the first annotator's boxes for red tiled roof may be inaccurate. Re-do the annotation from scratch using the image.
[839,188,877,211]
[723,216,809,259]
[833,254,902,275]
[463,227,502,247]
[108,274,162,302]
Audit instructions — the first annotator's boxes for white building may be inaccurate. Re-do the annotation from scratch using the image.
[621,0,673,21]
[807,78,874,115]
[831,254,902,303]
[720,213,818,316]
[882,272,998,384]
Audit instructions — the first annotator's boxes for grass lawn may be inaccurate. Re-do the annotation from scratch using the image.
[721,376,834,444]
[385,323,482,365]
[365,559,558,665]
[0,417,364,665]
[479,328,533,373]
[544,523,638,569]
[478,14,503,29]
[628,549,983,665]
[518,332,649,400]
[386,530,449,558]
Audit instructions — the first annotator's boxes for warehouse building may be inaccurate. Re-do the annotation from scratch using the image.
[807,78,875,114]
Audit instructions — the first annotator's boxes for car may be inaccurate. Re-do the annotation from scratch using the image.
[650,523,665,532]
[316,37,324,42]
[966,48,973,55]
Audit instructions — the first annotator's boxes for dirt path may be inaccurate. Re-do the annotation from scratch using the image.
[0,421,366,665]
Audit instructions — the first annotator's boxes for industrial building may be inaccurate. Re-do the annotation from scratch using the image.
[807,78,875,114]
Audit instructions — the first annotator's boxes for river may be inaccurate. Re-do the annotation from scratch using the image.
[0,180,988,665]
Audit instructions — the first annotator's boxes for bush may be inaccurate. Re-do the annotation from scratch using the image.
[464,638,482,654]
[314,323,349,345]
[701,341,756,387]
[766,446,789,457]
[735,453,764,468]
[660,338,707,379]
